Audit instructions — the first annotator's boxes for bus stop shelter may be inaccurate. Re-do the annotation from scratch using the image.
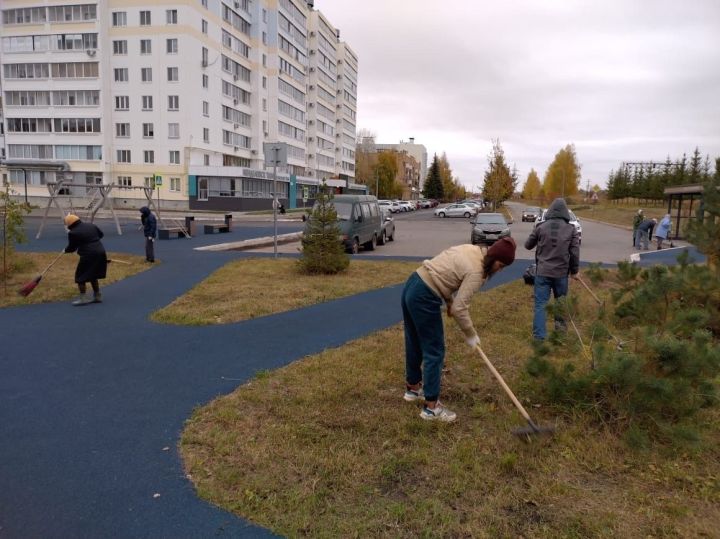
[664,184,704,240]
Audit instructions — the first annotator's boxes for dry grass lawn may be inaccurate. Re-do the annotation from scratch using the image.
[152,258,420,325]
[181,274,720,538]
[571,203,667,228]
[0,251,148,308]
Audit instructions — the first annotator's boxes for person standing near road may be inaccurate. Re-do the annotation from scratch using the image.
[63,214,107,306]
[635,218,657,250]
[525,198,580,341]
[401,237,517,423]
[654,214,672,249]
[139,206,157,263]
[632,209,644,246]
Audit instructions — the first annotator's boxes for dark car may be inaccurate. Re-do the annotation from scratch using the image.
[470,213,511,245]
[522,206,541,222]
[378,209,395,244]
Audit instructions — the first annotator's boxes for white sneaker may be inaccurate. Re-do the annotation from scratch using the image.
[403,386,424,402]
[420,402,457,422]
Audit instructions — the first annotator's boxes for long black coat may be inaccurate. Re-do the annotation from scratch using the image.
[65,221,107,283]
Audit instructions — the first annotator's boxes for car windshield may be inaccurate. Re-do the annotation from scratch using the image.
[524,207,540,212]
[474,214,506,224]
[313,200,352,220]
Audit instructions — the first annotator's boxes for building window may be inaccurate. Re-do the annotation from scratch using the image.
[202,74,209,88]
[141,67,152,82]
[262,98,267,112]
[166,9,177,24]
[202,101,209,116]
[114,95,129,110]
[117,149,131,163]
[168,95,179,110]
[202,0,208,8]
[167,67,178,82]
[166,38,178,54]
[143,123,154,138]
[204,154,210,165]
[142,95,153,110]
[168,123,180,138]
[262,54,266,67]
[140,10,151,26]
[202,19,208,34]
[202,47,209,66]
[203,128,209,143]
[112,12,127,27]
[115,123,130,137]
[262,31,267,45]
[169,151,180,164]
[113,40,127,55]
[170,177,181,192]
[144,150,154,163]
[140,39,152,54]
[117,176,132,188]
[262,76,267,89]
[114,68,128,82]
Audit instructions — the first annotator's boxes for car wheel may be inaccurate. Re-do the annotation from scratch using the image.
[364,234,377,251]
[464,212,471,218]
[350,238,360,254]
[378,230,386,245]
[439,212,446,218]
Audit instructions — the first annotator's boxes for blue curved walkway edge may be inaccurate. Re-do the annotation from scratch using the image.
[0,219,699,538]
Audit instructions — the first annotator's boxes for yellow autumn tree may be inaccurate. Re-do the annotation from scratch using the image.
[542,144,581,200]
[522,168,542,200]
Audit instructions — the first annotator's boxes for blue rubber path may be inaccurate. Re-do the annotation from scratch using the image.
[0,219,703,538]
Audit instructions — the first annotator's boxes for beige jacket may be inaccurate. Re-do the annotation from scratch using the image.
[416,244,488,339]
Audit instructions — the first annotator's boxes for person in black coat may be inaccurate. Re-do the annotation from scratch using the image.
[63,214,107,306]
[139,206,157,262]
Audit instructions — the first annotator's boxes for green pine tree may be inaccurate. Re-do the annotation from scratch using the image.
[422,154,444,200]
[297,181,349,275]
[685,158,720,270]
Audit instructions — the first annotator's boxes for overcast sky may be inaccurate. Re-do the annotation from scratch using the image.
[318,0,720,192]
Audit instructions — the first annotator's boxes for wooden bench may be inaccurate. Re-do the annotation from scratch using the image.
[204,223,230,234]
[158,227,186,239]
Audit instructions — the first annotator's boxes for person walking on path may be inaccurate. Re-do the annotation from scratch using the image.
[63,214,107,306]
[635,218,657,250]
[401,237,517,423]
[632,209,644,247]
[140,206,157,263]
[654,214,672,249]
[524,198,580,341]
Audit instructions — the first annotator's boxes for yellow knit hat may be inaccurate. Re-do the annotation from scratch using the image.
[64,214,80,227]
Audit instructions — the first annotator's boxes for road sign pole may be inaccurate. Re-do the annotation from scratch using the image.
[273,149,278,258]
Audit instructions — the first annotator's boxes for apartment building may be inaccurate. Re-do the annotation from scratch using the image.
[375,138,428,190]
[0,0,361,212]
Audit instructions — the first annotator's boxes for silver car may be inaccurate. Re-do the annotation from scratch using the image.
[434,203,478,218]
[534,209,582,244]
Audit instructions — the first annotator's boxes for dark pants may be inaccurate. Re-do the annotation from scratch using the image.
[401,272,445,402]
[533,275,569,340]
[145,237,155,262]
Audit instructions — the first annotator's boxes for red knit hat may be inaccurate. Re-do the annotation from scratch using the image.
[487,236,516,266]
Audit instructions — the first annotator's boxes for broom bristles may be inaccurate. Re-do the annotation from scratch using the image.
[18,276,41,297]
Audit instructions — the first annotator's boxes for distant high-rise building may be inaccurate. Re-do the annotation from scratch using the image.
[0,0,360,211]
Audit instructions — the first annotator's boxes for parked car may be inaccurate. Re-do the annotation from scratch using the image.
[470,213,511,245]
[305,194,382,254]
[398,201,415,212]
[417,199,432,209]
[434,203,478,218]
[521,206,541,222]
[378,209,395,244]
[378,200,396,214]
[534,209,583,244]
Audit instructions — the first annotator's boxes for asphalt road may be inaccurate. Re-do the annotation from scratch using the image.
[247,202,681,264]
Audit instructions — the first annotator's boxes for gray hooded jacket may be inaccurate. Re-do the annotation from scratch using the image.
[524,198,580,278]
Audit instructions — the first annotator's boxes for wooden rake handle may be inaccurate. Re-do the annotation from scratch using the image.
[475,344,536,428]
[576,275,603,305]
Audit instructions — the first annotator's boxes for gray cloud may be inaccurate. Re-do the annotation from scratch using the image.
[319,0,720,188]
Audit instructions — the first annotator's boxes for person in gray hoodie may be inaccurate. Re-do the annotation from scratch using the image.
[524,198,580,340]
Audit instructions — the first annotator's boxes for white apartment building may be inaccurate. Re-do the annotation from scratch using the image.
[0,0,361,212]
